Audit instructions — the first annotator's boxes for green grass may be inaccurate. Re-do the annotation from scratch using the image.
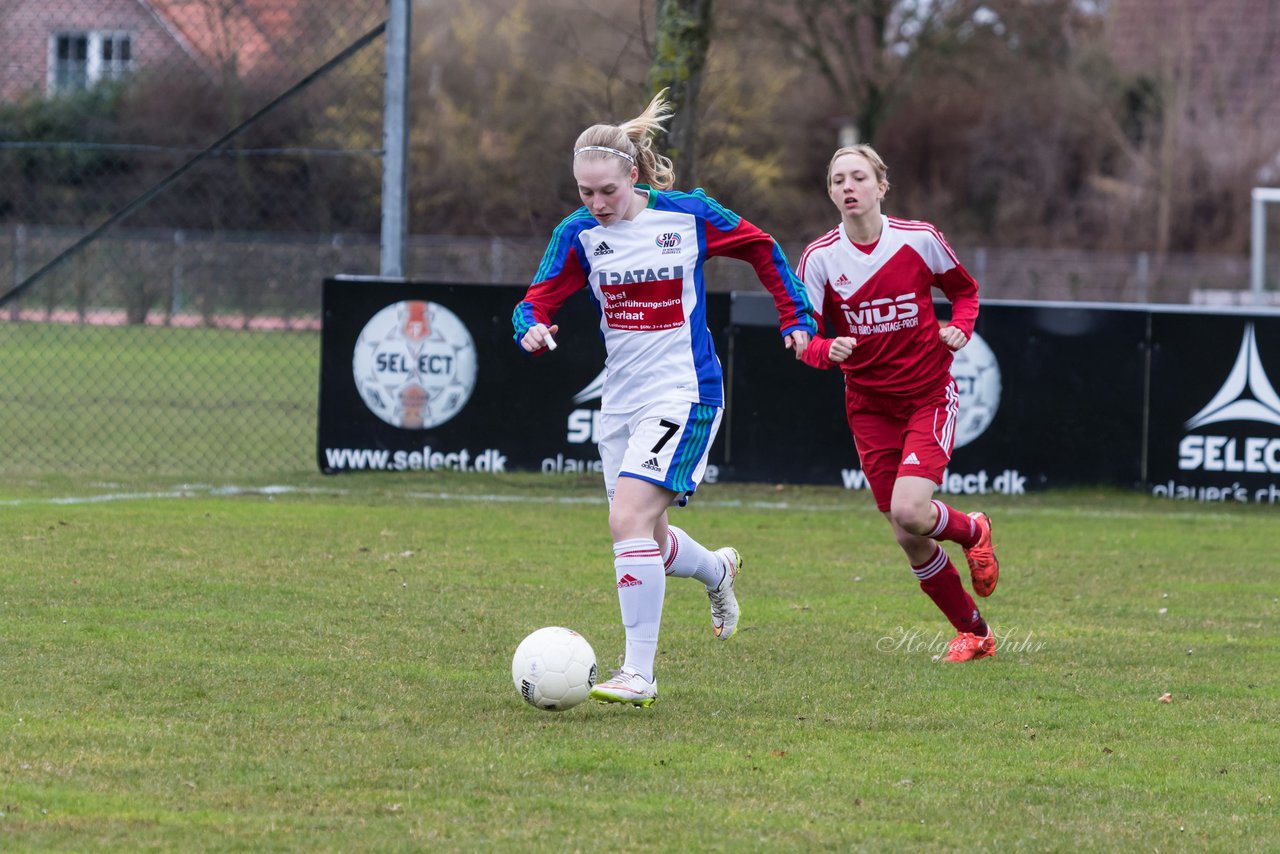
[0,323,318,476]
[1,472,1276,851]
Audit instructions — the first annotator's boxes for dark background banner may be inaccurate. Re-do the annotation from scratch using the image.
[726,299,1150,496]
[319,279,1280,504]
[1146,312,1280,503]
[318,278,730,478]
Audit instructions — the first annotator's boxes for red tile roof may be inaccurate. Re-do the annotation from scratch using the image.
[142,0,299,77]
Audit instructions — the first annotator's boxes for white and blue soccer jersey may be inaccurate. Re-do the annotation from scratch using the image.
[513,188,816,414]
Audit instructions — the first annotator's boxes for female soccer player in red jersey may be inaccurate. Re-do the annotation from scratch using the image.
[513,91,816,705]
[797,144,1000,663]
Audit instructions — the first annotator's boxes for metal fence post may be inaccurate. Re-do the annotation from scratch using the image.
[10,224,23,322]
[380,0,411,279]
[170,229,186,325]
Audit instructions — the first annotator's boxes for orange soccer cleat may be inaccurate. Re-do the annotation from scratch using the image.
[963,511,999,597]
[943,630,996,663]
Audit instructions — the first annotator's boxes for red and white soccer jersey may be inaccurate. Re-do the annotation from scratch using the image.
[514,188,815,414]
[798,215,978,399]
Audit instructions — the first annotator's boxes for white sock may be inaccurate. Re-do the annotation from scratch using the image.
[662,525,726,589]
[614,537,665,682]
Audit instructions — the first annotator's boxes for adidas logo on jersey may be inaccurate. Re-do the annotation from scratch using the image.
[835,274,851,286]
[594,242,614,256]
[641,457,662,472]
[903,452,921,465]
[617,573,643,588]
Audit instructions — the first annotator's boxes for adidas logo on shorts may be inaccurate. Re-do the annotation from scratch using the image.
[904,452,921,465]
[641,457,662,472]
[594,242,614,256]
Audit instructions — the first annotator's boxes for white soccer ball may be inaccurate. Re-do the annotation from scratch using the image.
[511,627,597,711]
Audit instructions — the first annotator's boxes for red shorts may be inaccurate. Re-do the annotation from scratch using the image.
[846,378,960,512]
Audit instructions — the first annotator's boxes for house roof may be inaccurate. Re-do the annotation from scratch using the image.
[138,0,298,77]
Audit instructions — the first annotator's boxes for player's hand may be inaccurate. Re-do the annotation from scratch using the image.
[938,323,968,351]
[520,323,560,353]
[785,330,810,360]
[828,336,857,363]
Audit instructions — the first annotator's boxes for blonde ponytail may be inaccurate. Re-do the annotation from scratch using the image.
[573,90,677,190]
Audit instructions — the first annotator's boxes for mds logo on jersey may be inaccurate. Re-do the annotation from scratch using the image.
[1177,324,1280,475]
[839,292,920,333]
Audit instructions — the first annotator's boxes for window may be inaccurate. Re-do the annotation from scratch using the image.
[49,32,133,94]
[52,34,89,91]
[100,33,132,80]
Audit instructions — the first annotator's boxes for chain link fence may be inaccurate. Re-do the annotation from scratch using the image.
[2,1,1272,479]
[1,0,385,476]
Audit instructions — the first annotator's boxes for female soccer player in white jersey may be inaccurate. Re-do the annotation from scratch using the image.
[513,91,816,706]
[797,144,1001,663]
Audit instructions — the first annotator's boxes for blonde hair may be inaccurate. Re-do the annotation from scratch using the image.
[574,90,676,190]
[827,143,890,192]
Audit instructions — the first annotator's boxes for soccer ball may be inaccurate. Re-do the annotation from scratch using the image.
[511,627,597,711]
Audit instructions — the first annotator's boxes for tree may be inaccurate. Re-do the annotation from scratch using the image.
[872,1,1122,247]
[1090,0,1280,254]
[647,0,714,185]
[753,0,967,145]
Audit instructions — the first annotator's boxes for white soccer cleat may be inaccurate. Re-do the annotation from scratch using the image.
[589,668,658,707]
[708,547,741,640]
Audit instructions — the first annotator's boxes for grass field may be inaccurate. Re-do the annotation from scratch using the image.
[0,323,318,476]
[1,471,1275,851]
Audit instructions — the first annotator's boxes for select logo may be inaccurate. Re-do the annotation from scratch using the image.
[1178,324,1280,474]
[567,370,607,445]
[352,300,477,430]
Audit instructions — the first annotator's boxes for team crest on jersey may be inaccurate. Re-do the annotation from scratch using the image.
[656,232,683,254]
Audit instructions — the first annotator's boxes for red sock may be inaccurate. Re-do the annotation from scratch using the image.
[912,545,983,633]
[926,500,979,548]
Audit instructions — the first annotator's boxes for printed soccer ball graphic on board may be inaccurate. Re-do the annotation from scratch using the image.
[949,330,1002,448]
[511,627,597,711]
[352,300,477,429]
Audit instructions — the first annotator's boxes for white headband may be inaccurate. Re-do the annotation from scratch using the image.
[574,145,635,164]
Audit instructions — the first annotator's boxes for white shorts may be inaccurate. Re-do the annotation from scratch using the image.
[599,400,723,507]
